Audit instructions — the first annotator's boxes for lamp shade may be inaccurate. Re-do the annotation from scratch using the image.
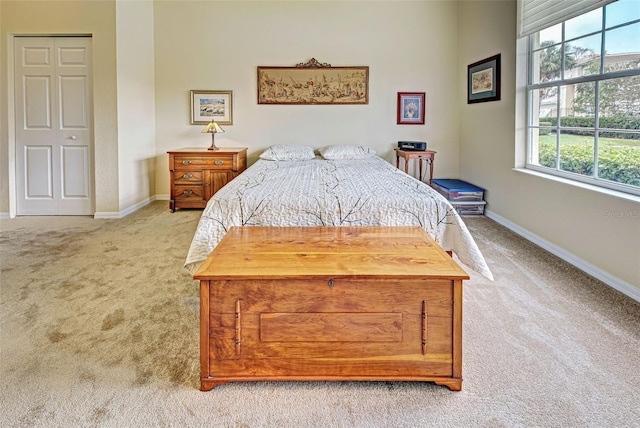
[202,121,224,134]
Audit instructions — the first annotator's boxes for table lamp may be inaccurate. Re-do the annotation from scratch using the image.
[201,120,224,150]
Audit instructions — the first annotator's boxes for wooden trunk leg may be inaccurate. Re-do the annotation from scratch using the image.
[200,379,229,391]
[435,379,462,391]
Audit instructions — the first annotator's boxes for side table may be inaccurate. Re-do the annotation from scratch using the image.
[394,148,437,184]
[168,147,247,212]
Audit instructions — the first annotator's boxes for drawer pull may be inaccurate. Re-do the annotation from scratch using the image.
[214,160,224,166]
[422,300,428,355]
[328,279,334,288]
[182,160,192,166]
[235,300,242,356]
[183,190,193,197]
[182,173,193,179]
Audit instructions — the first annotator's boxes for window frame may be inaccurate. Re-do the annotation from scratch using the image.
[524,4,640,196]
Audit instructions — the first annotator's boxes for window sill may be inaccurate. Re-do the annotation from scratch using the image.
[512,167,640,204]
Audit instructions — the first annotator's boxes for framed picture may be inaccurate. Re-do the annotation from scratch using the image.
[467,54,501,104]
[257,58,368,105]
[190,90,233,125]
[397,92,425,125]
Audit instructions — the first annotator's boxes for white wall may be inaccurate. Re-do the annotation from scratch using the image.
[458,1,640,296]
[153,0,462,197]
[115,0,157,215]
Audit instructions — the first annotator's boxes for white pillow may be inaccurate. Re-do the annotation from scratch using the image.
[318,144,376,160]
[259,144,316,161]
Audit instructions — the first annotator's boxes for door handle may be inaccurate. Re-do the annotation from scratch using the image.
[69,135,77,140]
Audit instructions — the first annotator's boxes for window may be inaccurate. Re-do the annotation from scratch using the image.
[526,0,640,195]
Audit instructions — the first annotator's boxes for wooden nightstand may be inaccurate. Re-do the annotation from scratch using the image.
[394,148,437,184]
[168,147,247,212]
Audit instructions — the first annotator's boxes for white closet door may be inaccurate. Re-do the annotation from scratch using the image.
[15,36,93,215]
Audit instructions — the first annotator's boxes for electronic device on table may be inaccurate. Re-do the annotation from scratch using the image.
[397,141,427,151]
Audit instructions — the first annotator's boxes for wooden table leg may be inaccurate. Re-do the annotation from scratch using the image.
[428,155,435,185]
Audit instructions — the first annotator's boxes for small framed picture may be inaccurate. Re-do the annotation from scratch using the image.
[467,54,501,104]
[397,92,425,125]
[190,90,233,125]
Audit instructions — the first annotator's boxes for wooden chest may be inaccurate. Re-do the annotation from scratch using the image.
[168,147,247,212]
[193,226,469,391]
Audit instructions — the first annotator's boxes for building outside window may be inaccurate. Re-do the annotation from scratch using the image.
[526,0,640,195]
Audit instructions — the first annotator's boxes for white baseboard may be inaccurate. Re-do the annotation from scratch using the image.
[1,198,155,220]
[485,209,640,303]
[1,197,159,219]
[94,196,155,219]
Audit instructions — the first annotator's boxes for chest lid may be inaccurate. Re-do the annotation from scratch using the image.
[194,226,469,281]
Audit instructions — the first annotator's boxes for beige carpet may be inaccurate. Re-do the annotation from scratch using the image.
[1,201,639,427]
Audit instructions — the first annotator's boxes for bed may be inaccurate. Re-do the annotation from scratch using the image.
[185,144,493,281]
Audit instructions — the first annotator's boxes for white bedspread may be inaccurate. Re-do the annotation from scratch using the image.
[185,156,493,280]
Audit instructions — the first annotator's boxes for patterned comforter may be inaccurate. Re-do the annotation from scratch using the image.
[184,156,493,280]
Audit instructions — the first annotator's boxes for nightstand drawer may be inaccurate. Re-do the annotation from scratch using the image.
[174,185,204,201]
[174,155,233,170]
[173,171,203,185]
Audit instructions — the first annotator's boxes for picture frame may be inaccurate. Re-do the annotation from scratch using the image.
[467,54,501,104]
[397,92,425,125]
[190,90,233,125]
[257,58,368,105]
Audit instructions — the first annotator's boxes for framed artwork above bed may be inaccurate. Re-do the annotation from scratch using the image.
[257,58,369,105]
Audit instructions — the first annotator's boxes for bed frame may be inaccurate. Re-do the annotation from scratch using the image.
[193,226,469,391]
